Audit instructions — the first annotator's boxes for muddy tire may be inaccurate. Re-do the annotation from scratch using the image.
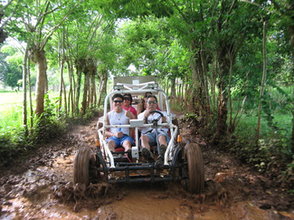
[73,147,93,185]
[184,143,204,194]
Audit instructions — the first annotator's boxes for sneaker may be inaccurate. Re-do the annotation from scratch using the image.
[155,145,167,168]
[141,148,154,162]
[155,156,164,168]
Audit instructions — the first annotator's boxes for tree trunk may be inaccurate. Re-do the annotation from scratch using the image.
[180,80,183,100]
[97,69,108,107]
[88,60,97,108]
[178,79,182,103]
[22,47,29,135]
[60,59,67,115]
[170,77,176,98]
[28,57,33,129]
[165,79,170,96]
[189,40,211,117]
[190,54,201,115]
[216,80,228,138]
[33,49,47,116]
[75,70,82,115]
[63,79,67,115]
[227,53,236,133]
[211,54,218,112]
[91,71,97,107]
[256,20,267,143]
[170,77,176,105]
[67,60,75,116]
[59,60,64,115]
[215,42,235,140]
[200,42,211,115]
[81,72,90,115]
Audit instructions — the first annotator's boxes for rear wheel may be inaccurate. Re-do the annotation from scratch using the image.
[74,147,96,185]
[183,143,204,194]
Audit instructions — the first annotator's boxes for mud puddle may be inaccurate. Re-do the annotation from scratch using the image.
[94,185,289,220]
[0,118,293,219]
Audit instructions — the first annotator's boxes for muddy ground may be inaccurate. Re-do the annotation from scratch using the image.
[0,116,293,220]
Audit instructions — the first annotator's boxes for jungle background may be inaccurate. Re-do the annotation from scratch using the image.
[0,0,293,190]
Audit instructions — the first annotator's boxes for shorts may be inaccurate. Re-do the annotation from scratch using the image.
[106,135,135,148]
[143,130,170,146]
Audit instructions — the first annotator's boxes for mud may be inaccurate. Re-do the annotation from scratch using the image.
[0,117,293,220]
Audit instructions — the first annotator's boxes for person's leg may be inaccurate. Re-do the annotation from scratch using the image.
[106,136,121,151]
[122,140,132,160]
[140,134,154,162]
[122,140,132,151]
[155,133,169,168]
[107,140,116,151]
[158,135,167,146]
[120,136,135,160]
[141,135,151,150]
[121,136,134,151]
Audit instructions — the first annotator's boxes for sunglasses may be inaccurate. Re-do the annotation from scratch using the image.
[113,100,123,103]
[147,101,157,104]
[124,97,131,101]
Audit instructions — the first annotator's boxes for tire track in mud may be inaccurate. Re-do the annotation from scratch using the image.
[0,117,293,219]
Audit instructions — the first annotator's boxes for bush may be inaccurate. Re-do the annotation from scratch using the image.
[0,127,31,166]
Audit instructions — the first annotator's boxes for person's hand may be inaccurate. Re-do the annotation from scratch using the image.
[115,131,124,138]
[144,109,151,118]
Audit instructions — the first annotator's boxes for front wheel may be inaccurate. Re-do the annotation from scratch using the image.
[183,143,204,194]
[73,147,96,185]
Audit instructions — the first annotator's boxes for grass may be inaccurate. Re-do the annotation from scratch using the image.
[235,112,292,139]
[0,91,61,130]
[0,92,24,131]
[0,91,23,110]
[0,105,23,129]
[1,91,292,141]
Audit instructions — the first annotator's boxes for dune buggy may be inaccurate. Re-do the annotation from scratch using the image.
[73,76,204,194]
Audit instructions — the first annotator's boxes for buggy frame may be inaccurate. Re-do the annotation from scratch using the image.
[73,76,205,193]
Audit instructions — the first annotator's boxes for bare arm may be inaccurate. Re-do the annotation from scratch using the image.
[104,115,113,138]
[126,110,135,119]
[126,111,135,138]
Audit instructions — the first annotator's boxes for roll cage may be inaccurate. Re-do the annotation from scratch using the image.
[97,76,178,168]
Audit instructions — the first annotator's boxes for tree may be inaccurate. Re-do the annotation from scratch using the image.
[58,9,116,115]
[0,0,17,43]
[114,17,190,99]
[0,45,22,89]
[5,0,78,116]
[270,0,294,151]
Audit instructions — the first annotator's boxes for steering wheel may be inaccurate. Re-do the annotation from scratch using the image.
[150,110,164,119]
[149,110,164,128]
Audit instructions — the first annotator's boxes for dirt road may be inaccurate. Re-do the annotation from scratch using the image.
[0,117,293,219]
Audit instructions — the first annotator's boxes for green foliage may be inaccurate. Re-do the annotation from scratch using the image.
[0,46,22,89]
[29,95,67,143]
[0,101,32,166]
[99,0,173,19]
[170,100,184,113]
[231,111,292,174]
[0,0,292,188]
[0,95,67,166]
[114,17,190,80]
[0,128,29,166]
[0,90,102,166]
[184,113,198,120]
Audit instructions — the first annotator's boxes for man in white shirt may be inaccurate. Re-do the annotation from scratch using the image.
[138,95,169,167]
[105,94,135,156]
